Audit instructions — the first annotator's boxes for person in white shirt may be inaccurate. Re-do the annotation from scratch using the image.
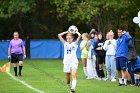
[58,31,81,93]
[103,30,116,82]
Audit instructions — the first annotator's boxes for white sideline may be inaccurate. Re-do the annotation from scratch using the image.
[6,72,45,93]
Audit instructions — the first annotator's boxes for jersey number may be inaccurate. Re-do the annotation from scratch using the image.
[67,49,71,54]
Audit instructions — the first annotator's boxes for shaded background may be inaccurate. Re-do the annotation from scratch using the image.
[0,0,140,57]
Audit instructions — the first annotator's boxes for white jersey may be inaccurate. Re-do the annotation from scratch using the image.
[63,42,78,64]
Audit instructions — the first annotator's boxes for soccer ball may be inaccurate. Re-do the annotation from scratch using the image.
[68,25,78,34]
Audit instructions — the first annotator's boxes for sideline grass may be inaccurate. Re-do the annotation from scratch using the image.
[0,60,139,93]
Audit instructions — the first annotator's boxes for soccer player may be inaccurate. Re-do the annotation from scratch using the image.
[8,32,26,76]
[116,28,132,86]
[80,33,89,78]
[58,31,81,93]
[103,30,116,82]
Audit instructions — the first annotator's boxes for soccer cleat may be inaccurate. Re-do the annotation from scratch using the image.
[118,83,125,86]
[124,84,127,86]
[71,89,75,93]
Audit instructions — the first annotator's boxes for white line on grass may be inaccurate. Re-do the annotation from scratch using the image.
[6,72,45,93]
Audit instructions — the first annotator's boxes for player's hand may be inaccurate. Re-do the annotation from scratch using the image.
[108,41,111,45]
[24,55,26,59]
[8,55,10,59]
[65,31,68,33]
[96,47,101,50]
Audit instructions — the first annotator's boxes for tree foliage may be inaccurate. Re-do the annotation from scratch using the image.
[0,0,140,39]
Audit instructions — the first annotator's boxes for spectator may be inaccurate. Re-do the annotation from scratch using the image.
[127,38,137,85]
[103,30,116,82]
[86,29,98,79]
[80,33,89,77]
[116,28,132,86]
[95,32,106,80]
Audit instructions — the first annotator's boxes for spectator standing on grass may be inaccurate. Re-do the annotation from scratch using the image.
[103,30,116,82]
[80,33,89,78]
[127,38,137,85]
[116,28,132,86]
[86,29,98,79]
[95,32,106,80]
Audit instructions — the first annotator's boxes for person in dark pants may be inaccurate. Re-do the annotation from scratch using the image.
[128,39,137,85]
[95,32,106,80]
[8,32,26,76]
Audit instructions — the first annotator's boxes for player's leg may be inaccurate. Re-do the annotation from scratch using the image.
[92,55,98,79]
[81,56,87,77]
[13,63,18,76]
[11,54,18,76]
[120,57,128,86]
[63,64,71,92]
[116,57,123,85]
[18,54,24,76]
[105,56,111,80]
[65,73,71,91]
[71,68,77,93]
[95,55,100,77]
[126,70,131,84]
[71,63,78,93]
[110,56,116,82]
[19,61,23,76]
[128,61,135,84]
[98,55,105,80]
[86,58,94,79]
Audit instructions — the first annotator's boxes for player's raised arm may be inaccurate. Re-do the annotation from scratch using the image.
[58,31,68,44]
[75,31,81,45]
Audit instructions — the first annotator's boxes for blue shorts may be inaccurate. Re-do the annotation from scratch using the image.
[116,57,128,71]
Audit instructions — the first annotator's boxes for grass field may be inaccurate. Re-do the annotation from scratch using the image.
[0,60,139,93]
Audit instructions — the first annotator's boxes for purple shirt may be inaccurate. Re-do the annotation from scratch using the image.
[9,38,25,54]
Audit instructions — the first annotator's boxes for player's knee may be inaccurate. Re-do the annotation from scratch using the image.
[72,73,76,79]
[19,61,23,66]
[13,63,17,67]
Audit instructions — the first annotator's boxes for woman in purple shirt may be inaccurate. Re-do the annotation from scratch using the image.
[8,32,26,76]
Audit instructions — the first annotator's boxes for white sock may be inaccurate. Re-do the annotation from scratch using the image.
[71,80,77,90]
[124,78,127,85]
[83,67,87,76]
[119,78,123,84]
[122,73,124,80]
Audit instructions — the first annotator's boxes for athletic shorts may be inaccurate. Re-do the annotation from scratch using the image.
[81,53,88,58]
[63,63,78,73]
[11,54,23,63]
[116,57,128,71]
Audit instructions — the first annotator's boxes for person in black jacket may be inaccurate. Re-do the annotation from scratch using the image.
[95,32,106,80]
[128,38,137,85]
